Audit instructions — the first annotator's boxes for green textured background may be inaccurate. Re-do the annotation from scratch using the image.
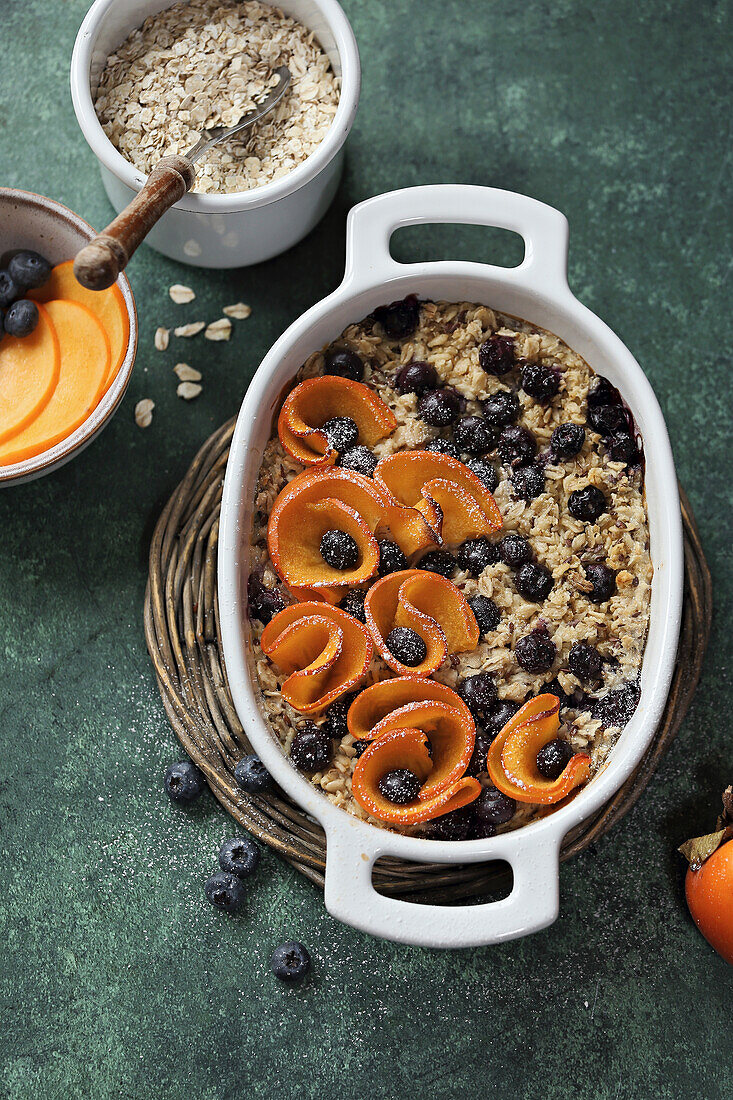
[1,0,731,1097]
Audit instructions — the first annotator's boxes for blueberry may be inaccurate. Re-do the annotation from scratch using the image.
[377,539,407,576]
[591,681,641,727]
[322,694,356,739]
[290,723,333,772]
[247,575,285,626]
[457,537,499,576]
[204,871,246,914]
[164,760,205,803]
[339,445,378,477]
[378,768,421,804]
[352,739,371,758]
[219,836,260,878]
[498,533,532,567]
[511,462,545,501]
[479,334,515,375]
[483,389,520,428]
[426,805,476,840]
[466,728,494,777]
[486,699,521,734]
[497,424,537,467]
[4,299,38,337]
[339,588,366,622]
[466,457,499,492]
[385,627,427,667]
[588,403,628,436]
[418,549,456,579]
[458,673,498,720]
[395,360,437,395]
[514,561,554,602]
[568,486,607,522]
[520,361,560,401]
[320,529,359,570]
[453,415,496,456]
[584,562,616,604]
[418,387,461,427]
[607,432,638,465]
[324,347,364,382]
[587,376,621,409]
[322,415,358,454]
[0,311,4,340]
[474,785,516,826]
[551,422,585,459]
[8,250,51,292]
[374,295,420,339]
[568,642,603,683]
[469,594,501,635]
[536,738,574,780]
[515,631,556,673]
[0,269,19,308]
[234,754,272,794]
[271,941,311,982]
[543,677,572,711]
[424,437,461,459]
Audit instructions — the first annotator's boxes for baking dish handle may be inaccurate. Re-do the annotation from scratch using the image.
[323,827,562,948]
[344,184,569,296]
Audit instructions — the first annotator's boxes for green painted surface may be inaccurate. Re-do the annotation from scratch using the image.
[0,0,731,1096]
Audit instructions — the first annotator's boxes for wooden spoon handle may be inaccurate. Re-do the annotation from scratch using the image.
[74,155,196,290]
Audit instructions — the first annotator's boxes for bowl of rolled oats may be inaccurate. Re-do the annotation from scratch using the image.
[70,0,360,268]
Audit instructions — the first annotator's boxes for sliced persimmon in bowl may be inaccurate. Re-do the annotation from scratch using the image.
[347,676,473,740]
[0,303,60,447]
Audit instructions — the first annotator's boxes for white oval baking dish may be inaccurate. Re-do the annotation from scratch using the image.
[70,0,360,268]
[218,185,684,948]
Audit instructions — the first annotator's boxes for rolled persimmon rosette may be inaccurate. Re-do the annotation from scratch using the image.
[278,375,397,467]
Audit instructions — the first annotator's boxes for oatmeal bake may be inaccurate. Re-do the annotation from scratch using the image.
[246,294,652,838]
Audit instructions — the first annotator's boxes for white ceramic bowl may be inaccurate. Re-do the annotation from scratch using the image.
[218,185,684,948]
[70,0,361,268]
[0,188,137,487]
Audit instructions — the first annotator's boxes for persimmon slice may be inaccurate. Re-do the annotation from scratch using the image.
[0,300,109,466]
[364,569,479,675]
[0,303,60,446]
[347,676,473,740]
[30,260,129,392]
[278,376,397,466]
[486,693,591,804]
[260,601,372,713]
[352,727,481,825]
[268,494,379,592]
[369,701,475,799]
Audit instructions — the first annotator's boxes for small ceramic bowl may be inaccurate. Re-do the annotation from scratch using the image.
[70,0,361,268]
[0,188,137,486]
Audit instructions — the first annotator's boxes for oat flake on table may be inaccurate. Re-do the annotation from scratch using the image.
[223,302,252,319]
[93,0,340,195]
[174,322,206,338]
[154,327,170,351]
[134,398,155,427]
[169,283,196,304]
[205,318,232,341]
[173,363,202,382]
[177,381,202,400]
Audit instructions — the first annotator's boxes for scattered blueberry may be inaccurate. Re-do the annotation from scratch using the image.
[497,424,537,467]
[290,723,333,772]
[426,804,476,840]
[466,457,499,492]
[385,626,427,667]
[474,785,516,826]
[469,594,501,636]
[418,549,456,579]
[219,837,260,878]
[453,415,495,456]
[377,539,407,576]
[234,754,272,794]
[424,437,460,459]
[466,728,494,777]
[587,376,621,409]
[352,739,371,758]
[515,630,556,673]
[498,533,532,567]
[8,250,51,291]
[164,760,205,803]
[568,486,607,522]
[395,360,437,395]
[607,432,638,465]
[271,941,311,982]
[324,347,364,382]
[339,445,378,477]
[536,738,574,780]
[374,295,420,339]
[322,415,358,454]
[322,694,355,739]
[550,422,585,459]
[588,403,628,436]
[0,270,19,309]
[4,298,38,337]
[339,588,366,622]
[584,562,616,603]
[418,387,461,427]
[458,672,498,720]
[457,537,499,576]
[591,681,641,727]
[486,699,521,733]
[204,871,246,914]
[479,334,515,375]
[514,561,554,602]
[320,529,359,570]
[511,462,545,501]
[568,642,603,683]
[483,389,520,428]
[378,768,421,804]
[248,575,285,626]
[520,361,560,401]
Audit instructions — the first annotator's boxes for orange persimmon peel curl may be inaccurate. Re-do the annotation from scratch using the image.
[369,701,475,799]
[347,676,473,741]
[352,727,481,825]
[260,602,372,713]
[375,450,502,546]
[278,375,397,467]
[487,693,591,804]
[364,569,480,675]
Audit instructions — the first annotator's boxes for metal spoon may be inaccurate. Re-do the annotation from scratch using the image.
[74,65,291,290]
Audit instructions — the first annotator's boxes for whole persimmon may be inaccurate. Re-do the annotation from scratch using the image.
[680,786,733,966]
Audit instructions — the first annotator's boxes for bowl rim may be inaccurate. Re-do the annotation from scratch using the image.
[0,186,137,484]
[70,0,361,213]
